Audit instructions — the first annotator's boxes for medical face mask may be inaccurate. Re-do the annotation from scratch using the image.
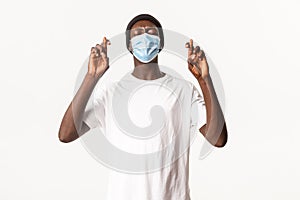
[130,33,161,63]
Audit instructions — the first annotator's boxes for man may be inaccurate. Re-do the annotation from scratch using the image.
[58,14,227,200]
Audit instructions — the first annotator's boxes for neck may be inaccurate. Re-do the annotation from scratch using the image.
[132,56,164,80]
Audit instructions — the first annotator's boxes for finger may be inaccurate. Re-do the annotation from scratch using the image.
[199,50,206,61]
[189,55,201,72]
[189,54,198,63]
[95,44,100,49]
[95,44,102,56]
[102,37,111,50]
[188,39,194,56]
[89,47,97,74]
[103,39,111,52]
[102,37,107,48]
[98,44,104,53]
[100,52,107,59]
[104,57,109,67]
[91,46,97,53]
[90,47,98,57]
[188,55,197,65]
[101,37,110,54]
[185,42,190,48]
[189,39,193,47]
[100,57,109,71]
[106,39,111,46]
[194,46,200,54]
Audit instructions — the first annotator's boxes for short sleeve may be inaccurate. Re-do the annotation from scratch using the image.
[82,85,106,130]
[190,84,207,131]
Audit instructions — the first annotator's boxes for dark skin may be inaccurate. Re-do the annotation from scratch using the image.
[128,20,165,80]
[185,38,228,147]
[58,19,227,147]
[58,37,110,143]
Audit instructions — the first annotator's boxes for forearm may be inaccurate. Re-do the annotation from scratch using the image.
[58,73,100,142]
[197,75,227,147]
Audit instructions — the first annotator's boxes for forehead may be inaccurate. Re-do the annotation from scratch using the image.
[131,20,157,29]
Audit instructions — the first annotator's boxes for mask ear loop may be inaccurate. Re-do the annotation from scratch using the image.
[128,40,133,53]
[156,28,162,52]
[127,29,135,54]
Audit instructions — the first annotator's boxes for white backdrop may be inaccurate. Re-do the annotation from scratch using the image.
[1,0,299,199]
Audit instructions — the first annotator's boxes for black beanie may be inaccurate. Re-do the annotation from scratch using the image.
[125,14,164,54]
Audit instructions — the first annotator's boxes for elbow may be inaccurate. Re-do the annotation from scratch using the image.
[214,139,227,148]
[59,134,71,143]
[58,127,77,143]
[200,121,228,148]
[58,132,71,143]
[214,124,228,148]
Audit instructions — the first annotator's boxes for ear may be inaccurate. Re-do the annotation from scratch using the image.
[128,40,133,52]
[158,37,162,52]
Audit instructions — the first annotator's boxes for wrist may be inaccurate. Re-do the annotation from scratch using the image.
[197,75,209,84]
[84,73,102,85]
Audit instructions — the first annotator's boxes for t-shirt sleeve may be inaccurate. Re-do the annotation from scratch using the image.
[82,85,106,130]
[190,84,207,131]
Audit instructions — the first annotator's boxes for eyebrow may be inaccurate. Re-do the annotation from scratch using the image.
[131,25,157,29]
[129,26,159,37]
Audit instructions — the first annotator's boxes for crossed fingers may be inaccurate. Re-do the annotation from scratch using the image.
[91,37,111,59]
[185,39,205,63]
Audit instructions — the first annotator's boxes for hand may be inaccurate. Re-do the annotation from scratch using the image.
[185,39,209,80]
[88,36,111,79]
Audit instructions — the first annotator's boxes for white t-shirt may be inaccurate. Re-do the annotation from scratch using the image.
[83,71,206,200]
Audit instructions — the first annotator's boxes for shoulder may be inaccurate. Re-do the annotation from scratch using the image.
[166,73,195,90]
[93,81,116,101]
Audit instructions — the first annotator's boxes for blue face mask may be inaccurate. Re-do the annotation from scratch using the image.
[130,33,161,63]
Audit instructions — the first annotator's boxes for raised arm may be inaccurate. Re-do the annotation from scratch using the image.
[186,39,228,147]
[58,37,110,143]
